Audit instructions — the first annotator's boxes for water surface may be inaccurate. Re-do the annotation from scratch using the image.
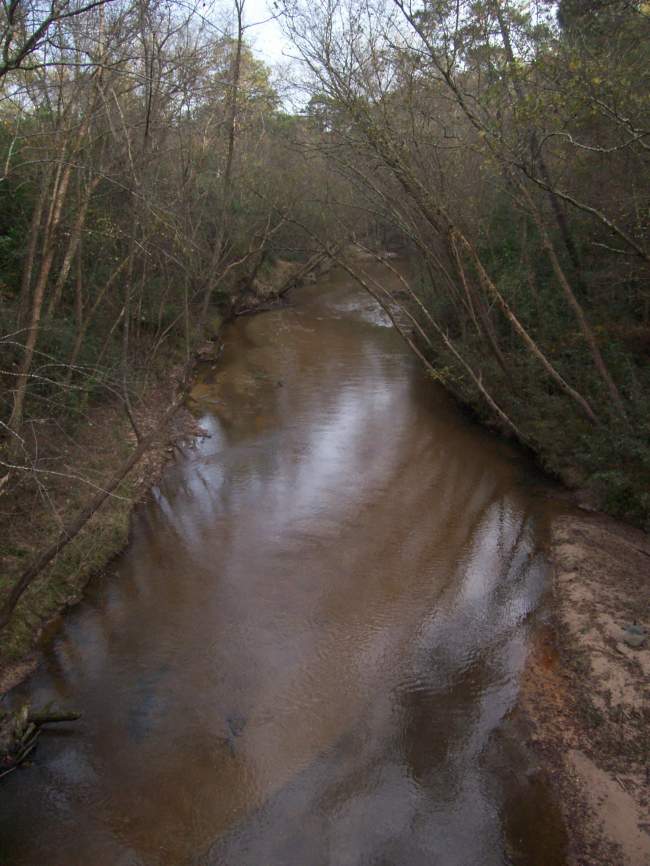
[1,263,565,865]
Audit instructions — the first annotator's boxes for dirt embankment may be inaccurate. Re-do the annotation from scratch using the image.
[521,510,649,865]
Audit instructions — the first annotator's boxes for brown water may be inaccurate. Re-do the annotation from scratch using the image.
[1,264,566,866]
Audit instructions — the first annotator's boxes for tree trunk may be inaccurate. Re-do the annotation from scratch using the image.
[457,231,601,426]
[199,0,245,326]
[8,156,75,443]
[518,183,627,420]
[46,174,101,319]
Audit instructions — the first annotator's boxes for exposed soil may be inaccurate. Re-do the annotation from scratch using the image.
[520,509,650,866]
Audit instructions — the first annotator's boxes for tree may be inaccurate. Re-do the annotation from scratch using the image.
[0,0,116,78]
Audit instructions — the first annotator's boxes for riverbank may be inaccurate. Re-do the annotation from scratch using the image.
[521,507,649,866]
[0,363,202,696]
[0,256,328,698]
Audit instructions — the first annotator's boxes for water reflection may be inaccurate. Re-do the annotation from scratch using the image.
[1,265,563,866]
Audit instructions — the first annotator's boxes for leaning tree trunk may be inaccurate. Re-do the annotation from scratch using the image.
[456,231,601,426]
[8,153,75,445]
[518,182,628,421]
[333,248,525,442]
[45,174,101,320]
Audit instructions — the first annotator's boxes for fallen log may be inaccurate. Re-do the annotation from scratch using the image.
[276,248,336,298]
[0,704,81,780]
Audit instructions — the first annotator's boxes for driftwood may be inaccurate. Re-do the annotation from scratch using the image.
[0,703,81,780]
[234,298,285,317]
[233,249,338,316]
[276,249,334,298]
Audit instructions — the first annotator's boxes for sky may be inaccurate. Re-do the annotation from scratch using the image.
[240,0,294,66]
[238,0,310,110]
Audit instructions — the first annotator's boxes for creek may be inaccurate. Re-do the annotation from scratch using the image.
[0,262,567,866]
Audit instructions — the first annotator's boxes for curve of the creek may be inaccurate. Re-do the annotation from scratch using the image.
[0,262,568,866]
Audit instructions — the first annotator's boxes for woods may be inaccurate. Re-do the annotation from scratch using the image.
[281,0,650,524]
[1,0,649,651]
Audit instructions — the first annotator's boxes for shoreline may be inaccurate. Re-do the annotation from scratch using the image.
[520,507,649,865]
[0,366,204,699]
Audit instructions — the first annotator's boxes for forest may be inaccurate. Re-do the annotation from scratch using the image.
[1,0,649,651]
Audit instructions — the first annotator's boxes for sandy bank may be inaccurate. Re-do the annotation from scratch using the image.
[522,509,649,865]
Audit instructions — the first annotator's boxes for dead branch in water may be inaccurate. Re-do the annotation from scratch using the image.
[0,704,81,780]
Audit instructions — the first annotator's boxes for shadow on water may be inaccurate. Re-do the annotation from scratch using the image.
[1,262,567,866]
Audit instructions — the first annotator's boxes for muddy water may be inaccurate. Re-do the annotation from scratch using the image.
[1,263,566,865]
